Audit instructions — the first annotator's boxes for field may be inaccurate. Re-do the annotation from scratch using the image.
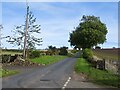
[1,49,22,55]
[1,51,22,55]
[92,48,119,60]
[31,55,67,65]
[74,58,120,87]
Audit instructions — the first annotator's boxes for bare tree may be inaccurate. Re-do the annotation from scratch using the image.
[6,4,42,59]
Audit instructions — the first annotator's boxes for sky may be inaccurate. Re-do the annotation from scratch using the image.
[1,0,119,49]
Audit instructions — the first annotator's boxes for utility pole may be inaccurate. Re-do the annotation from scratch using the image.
[23,0,29,59]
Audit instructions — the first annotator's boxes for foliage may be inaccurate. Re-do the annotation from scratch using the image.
[67,53,74,57]
[71,50,79,54]
[82,48,93,62]
[48,45,58,55]
[95,46,101,49]
[29,50,40,58]
[74,58,120,87]
[69,15,108,49]
[59,46,68,55]
[48,46,56,52]
[31,55,67,65]
[45,50,53,55]
[6,6,42,50]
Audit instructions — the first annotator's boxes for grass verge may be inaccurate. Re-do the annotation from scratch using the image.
[74,58,120,87]
[31,55,67,65]
[0,69,18,77]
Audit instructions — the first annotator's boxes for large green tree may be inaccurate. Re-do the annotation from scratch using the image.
[69,15,108,49]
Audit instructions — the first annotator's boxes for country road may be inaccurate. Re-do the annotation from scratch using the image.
[2,57,114,89]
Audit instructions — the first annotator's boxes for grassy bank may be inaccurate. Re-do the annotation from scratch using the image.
[74,58,120,87]
[31,55,67,65]
[0,69,18,77]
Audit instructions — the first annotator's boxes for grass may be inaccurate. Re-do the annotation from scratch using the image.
[0,69,18,77]
[31,55,67,65]
[1,51,22,55]
[74,58,120,87]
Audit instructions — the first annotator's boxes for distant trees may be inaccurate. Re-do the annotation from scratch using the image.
[48,46,57,53]
[69,15,108,49]
[46,46,68,56]
[95,46,101,49]
[47,45,57,55]
[59,46,68,55]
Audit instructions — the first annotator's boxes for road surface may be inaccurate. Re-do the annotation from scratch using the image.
[2,57,112,89]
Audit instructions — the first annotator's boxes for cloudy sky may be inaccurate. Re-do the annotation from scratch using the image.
[1,0,118,49]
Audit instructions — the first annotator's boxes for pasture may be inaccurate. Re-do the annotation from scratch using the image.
[93,48,119,60]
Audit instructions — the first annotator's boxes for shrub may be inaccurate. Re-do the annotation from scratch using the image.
[45,51,53,55]
[2,54,11,63]
[59,47,68,55]
[67,53,73,57]
[29,50,40,58]
[82,48,93,62]
[95,46,101,49]
[71,50,79,54]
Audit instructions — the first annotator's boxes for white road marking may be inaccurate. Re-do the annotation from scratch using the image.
[62,77,71,90]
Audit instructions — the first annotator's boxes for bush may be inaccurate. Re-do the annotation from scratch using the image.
[2,54,11,63]
[29,50,40,58]
[67,53,73,57]
[95,46,101,49]
[71,50,79,54]
[59,47,68,55]
[45,51,53,55]
[82,48,93,62]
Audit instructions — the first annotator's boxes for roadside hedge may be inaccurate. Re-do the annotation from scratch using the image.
[82,48,93,62]
[29,50,40,58]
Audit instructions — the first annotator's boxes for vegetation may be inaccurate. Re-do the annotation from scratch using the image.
[95,46,101,49]
[75,58,120,87]
[48,45,58,55]
[69,15,108,49]
[59,46,68,55]
[29,50,41,58]
[70,49,79,54]
[0,69,18,77]
[82,48,93,62]
[31,55,67,65]
[6,5,42,59]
